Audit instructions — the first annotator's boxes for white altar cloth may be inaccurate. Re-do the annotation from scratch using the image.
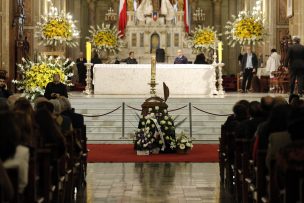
[93,64,215,95]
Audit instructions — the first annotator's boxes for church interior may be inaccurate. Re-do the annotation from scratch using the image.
[0,0,304,202]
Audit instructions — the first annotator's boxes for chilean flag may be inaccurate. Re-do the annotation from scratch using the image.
[184,0,189,33]
[119,0,127,37]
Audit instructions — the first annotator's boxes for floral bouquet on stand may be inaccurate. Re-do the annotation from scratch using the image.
[176,131,193,154]
[225,10,266,47]
[86,24,124,62]
[134,106,177,155]
[13,55,74,100]
[188,26,219,54]
[35,1,79,48]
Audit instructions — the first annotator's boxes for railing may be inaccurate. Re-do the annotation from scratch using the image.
[82,102,232,141]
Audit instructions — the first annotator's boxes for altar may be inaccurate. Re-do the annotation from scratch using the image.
[93,64,215,96]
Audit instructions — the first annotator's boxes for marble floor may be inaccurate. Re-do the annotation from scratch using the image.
[86,163,233,203]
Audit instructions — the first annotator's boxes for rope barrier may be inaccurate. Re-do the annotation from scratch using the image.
[168,105,188,112]
[127,104,189,112]
[83,106,121,117]
[126,105,141,111]
[192,106,232,117]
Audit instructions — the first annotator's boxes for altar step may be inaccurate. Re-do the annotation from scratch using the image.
[69,92,279,143]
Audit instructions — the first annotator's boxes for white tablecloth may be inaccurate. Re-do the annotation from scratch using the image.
[93,64,215,95]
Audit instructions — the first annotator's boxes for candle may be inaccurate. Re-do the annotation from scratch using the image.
[218,41,223,63]
[86,42,91,63]
[151,55,156,81]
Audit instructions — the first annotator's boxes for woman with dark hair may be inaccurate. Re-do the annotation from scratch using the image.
[253,104,292,161]
[14,97,37,145]
[1,111,30,194]
[35,108,66,158]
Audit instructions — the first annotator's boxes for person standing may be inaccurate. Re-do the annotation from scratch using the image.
[76,52,87,85]
[266,49,281,79]
[284,36,304,96]
[174,49,188,64]
[241,46,258,93]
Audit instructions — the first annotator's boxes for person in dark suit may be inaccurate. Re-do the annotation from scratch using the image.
[121,51,138,64]
[194,53,208,64]
[241,46,259,93]
[284,36,304,96]
[174,49,188,64]
[0,76,11,98]
[91,52,102,65]
[44,73,68,100]
[76,52,87,85]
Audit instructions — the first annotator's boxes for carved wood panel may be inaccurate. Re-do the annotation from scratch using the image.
[24,29,33,58]
[24,0,33,25]
[276,28,289,53]
[277,0,288,25]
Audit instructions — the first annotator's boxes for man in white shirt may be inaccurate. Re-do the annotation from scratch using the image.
[266,49,281,78]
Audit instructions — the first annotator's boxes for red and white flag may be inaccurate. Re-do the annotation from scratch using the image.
[184,0,189,33]
[119,0,127,37]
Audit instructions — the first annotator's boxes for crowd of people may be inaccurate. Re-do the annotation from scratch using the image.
[222,94,304,202]
[0,76,84,201]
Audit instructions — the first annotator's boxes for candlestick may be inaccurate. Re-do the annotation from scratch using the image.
[84,62,93,95]
[86,42,91,63]
[149,55,158,96]
[218,41,223,63]
[151,55,156,81]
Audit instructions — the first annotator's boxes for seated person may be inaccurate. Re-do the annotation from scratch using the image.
[44,73,68,100]
[0,75,12,98]
[58,96,84,129]
[1,111,29,194]
[174,49,188,64]
[121,51,138,64]
[194,53,208,64]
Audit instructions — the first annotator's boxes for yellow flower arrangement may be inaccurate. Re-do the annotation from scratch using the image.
[36,1,79,47]
[13,55,74,100]
[188,26,219,52]
[87,24,124,54]
[42,19,72,39]
[225,11,266,46]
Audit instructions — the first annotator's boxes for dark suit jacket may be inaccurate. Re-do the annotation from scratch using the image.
[241,53,258,71]
[44,82,68,99]
[174,55,188,64]
[61,109,84,129]
[284,43,304,71]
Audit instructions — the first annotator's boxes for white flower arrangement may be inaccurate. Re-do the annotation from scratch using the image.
[176,131,193,152]
[13,55,74,100]
[225,10,266,47]
[87,24,124,54]
[35,1,79,47]
[187,26,219,52]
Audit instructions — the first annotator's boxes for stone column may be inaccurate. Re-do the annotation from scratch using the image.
[87,0,96,26]
[212,0,222,33]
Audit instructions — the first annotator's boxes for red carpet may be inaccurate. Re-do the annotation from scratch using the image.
[87,144,219,163]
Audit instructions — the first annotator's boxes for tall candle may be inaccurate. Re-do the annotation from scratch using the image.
[86,42,91,63]
[151,55,156,81]
[218,41,223,63]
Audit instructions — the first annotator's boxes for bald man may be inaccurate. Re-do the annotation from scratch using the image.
[174,49,188,64]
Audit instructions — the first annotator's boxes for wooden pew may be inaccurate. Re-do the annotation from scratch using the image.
[6,167,19,203]
[219,125,227,184]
